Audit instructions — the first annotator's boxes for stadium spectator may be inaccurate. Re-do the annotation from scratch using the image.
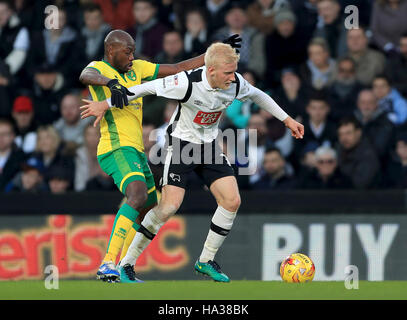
[0,0,30,76]
[385,33,407,98]
[127,0,169,60]
[313,0,347,58]
[32,64,66,126]
[11,95,37,154]
[211,4,256,69]
[28,6,86,88]
[372,75,407,126]
[183,8,209,59]
[354,89,395,159]
[47,165,73,194]
[29,8,86,87]
[241,113,274,184]
[297,140,319,175]
[246,0,291,35]
[92,0,134,30]
[344,28,386,86]
[241,113,294,184]
[265,111,294,158]
[74,124,113,192]
[81,3,111,62]
[383,132,407,188]
[272,68,309,122]
[299,145,352,189]
[54,92,93,150]
[0,60,12,117]
[294,92,337,160]
[337,117,380,189]
[0,118,26,192]
[31,125,75,187]
[327,56,364,122]
[370,0,407,53]
[251,147,297,190]
[200,0,232,34]
[290,0,318,44]
[257,9,308,87]
[300,37,336,91]
[154,30,187,64]
[6,156,47,193]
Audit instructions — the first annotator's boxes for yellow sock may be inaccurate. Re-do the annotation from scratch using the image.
[104,203,139,263]
[119,225,137,262]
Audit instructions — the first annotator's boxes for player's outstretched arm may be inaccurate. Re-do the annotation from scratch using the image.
[157,34,242,78]
[247,85,304,139]
[80,81,158,127]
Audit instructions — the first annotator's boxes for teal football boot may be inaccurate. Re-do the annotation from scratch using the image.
[194,260,230,282]
[118,263,144,283]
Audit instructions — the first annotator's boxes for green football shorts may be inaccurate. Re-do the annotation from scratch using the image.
[97,146,156,196]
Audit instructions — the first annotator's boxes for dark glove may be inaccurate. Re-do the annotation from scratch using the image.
[106,79,135,109]
[223,34,242,53]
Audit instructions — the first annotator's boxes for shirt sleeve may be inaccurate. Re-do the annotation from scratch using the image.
[154,72,189,100]
[106,72,189,107]
[84,61,101,73]
[135,60,160,81]
[248,85,289,122]
[235,73,256,101]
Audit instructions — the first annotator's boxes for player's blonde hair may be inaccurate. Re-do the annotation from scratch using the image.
[204,42,240,68]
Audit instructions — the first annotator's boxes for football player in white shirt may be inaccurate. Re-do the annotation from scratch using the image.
[80,42,304,283]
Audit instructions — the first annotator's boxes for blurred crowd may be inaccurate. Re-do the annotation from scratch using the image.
[1,0,407,194]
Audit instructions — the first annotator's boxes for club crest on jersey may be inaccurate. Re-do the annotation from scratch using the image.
[127,70,137,81]
[193,111,222,125]
[169,173,181,182]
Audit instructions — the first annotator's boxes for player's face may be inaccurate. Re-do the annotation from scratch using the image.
[210,62,237,90]
[112,43,135,73]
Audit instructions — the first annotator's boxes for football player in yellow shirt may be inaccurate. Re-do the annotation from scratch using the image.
[79,30,241,282]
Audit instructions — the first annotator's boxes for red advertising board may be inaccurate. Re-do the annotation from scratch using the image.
[0,215,188,280]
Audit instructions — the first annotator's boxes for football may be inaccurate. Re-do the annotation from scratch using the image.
[280,253,315,283]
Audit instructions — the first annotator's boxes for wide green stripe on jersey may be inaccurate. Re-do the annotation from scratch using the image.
[104,109,121,150]
[142,64,160,81]
[91,85,120,151]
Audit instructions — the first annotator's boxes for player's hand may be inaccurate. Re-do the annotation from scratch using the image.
[80,99,109,127]
[283,116,304,139]
[106,79,135,109]
[223,34,242,53]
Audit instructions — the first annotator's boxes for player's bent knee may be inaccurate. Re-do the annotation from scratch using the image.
[221,195,241,213]
[126,191,148,211]
[157,203,180,222]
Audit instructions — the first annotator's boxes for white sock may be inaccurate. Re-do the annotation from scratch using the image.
[199,206,236,263]
[121,208,164,266]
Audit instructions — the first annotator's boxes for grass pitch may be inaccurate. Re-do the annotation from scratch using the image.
[0,280,406,300]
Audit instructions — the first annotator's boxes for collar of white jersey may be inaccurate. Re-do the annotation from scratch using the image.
[201,66,221,92]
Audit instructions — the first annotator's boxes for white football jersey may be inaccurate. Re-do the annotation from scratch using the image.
[153,66,254,144]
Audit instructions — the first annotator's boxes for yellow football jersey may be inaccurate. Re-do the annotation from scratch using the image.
[86,59,159,155]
